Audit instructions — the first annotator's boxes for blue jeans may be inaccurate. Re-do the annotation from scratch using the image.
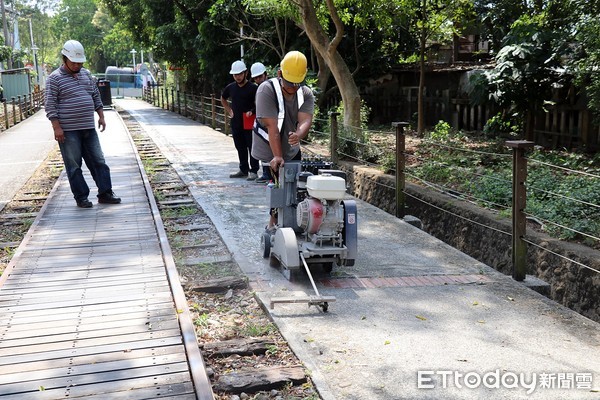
[58,128,113,202]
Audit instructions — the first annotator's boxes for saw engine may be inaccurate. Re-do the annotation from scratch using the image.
[261,161,357,311]
[296,174,346,243]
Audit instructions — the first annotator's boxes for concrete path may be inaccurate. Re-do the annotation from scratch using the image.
[0,111,56,212]
[117,99,599,400]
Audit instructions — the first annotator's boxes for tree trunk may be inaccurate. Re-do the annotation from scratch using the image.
[296,0,362,129]
[418,22,427,135]
[315,51,332,110]
[525,110,535,141]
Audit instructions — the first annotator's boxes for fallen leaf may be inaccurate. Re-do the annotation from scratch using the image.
[416,315,427,321]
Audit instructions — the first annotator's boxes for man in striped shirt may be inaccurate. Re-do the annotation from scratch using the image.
[45,40,121,208]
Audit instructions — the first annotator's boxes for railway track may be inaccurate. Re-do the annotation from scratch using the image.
[0,108,319,399]
[116,108,319,399]
[0,111,214,399]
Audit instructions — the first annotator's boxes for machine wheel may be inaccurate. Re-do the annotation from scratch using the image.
[261,231,272,258]
[322,262,334,274]
[269,254,280,268]
[321,302,329,312]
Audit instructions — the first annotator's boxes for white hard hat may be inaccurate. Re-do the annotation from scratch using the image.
[250,62,266,78]
[229,60,247,75]
[61,40,86,63]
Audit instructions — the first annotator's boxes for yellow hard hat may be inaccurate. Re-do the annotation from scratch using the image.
[280,51,307,83]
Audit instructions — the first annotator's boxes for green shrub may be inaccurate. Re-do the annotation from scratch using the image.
[428,121,453,141]
[483,113,521,138]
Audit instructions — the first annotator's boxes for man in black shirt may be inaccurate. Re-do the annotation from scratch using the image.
[221,60,259,180]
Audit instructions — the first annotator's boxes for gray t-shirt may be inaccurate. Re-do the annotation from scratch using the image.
[252,79,314,162]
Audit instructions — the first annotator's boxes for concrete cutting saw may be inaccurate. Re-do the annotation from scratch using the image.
[261,161,357,311]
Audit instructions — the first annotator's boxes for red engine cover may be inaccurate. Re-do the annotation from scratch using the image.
[297,198,324,234]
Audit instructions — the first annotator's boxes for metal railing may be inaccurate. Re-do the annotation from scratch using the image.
[143,87,230,135]
[327,113,599,284]
[141,87,599,284]
[0,89,45,131]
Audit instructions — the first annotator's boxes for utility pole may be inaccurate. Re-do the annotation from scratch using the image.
[239,21,243,60]
[29,19,38,84]
[130,48,136,70]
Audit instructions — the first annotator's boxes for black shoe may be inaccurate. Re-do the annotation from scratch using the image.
[77,199,93,208]
[229,170,248,178]
[98,190,121,204]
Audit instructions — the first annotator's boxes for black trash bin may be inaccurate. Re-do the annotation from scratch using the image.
[97,78,112,107]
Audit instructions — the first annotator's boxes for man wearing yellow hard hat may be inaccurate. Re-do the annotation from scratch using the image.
[252,50,314,172]
[252,50,315,230]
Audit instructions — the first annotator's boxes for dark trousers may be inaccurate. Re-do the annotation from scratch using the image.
[232,127,259,174]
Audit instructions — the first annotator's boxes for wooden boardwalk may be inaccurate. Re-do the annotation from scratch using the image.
[0,110,213,399]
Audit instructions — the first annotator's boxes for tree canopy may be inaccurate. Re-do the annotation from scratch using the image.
[9,0,600,134]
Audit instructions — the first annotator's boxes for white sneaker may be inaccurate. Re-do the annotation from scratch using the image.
[247,172,258,180]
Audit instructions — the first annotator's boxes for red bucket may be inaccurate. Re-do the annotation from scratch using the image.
[243,113,256,130]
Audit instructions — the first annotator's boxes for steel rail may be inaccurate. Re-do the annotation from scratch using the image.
[118,111,215,400]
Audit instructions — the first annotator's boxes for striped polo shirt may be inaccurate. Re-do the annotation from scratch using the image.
[45,66,103,131]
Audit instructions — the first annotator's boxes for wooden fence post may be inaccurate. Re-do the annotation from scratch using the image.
[3,100,8,129]
[506,140,534,281]
[211,94,216,129]
[183,92,187,117]
[192,93,197,121]
[329,112,340,165]
[18,95,24,122]
[393,122,410,218]
[11,97,16,126]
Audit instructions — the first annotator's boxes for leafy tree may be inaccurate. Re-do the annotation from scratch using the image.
[0,41,11,64]
[101,0,217,91]
[473,0,528,55]
[293,0,367,128]
[481,4,574,139]
[15,2,62,70]
[399,0,476,134]
[52,0,104,72]
[570,0,600,124]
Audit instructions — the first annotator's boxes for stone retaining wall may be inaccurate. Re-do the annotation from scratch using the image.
[339,162,600,323]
